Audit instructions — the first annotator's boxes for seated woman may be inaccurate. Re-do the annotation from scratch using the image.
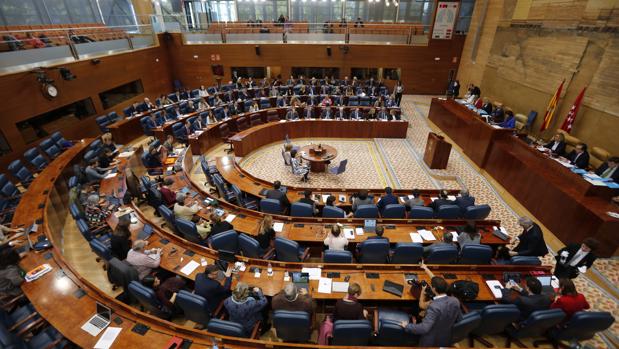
[321,95,333,107]
[498,110,516,129]
[550,278,590,320]
[334,283,367,320]
[256,215,275,250]
[0,247,24,297]
[290,149,309,182]
[209,213,234,238]
[457,224,481,248]
[323,224,349,251]
[249,101,260,112]
[85,194,110,229]
[111,218,132,260]
[224,283,268,336]
[101,133,117,156]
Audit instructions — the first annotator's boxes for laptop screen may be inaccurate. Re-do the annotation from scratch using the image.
[96,302,112,321]
[537,276,552,286]
[292,272,309,284]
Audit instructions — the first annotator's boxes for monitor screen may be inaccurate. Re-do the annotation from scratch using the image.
[96,302,111,321]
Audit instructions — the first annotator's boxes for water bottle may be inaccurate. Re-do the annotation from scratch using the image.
[559,251,569,264]
[267,262,273,277]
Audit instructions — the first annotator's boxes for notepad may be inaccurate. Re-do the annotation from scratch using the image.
[355,228,364,236]
[409,232,423,243]
[301,267,322,280]
[418,229,436,241]
[343,228,355,239]
[317,278,332,294]
[94,327,122,349]
[447,195,457,201]
[493,226,508,235]
[332,282,349,293]
[224,214,236,223]
[450,231,459,242]
[486,280,504,299]
[180,260,200,276]
[273,222,284,232]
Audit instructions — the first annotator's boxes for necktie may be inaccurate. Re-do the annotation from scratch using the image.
[602,166,615,178]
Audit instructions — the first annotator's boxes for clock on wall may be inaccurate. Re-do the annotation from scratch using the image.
[41,83,58,99]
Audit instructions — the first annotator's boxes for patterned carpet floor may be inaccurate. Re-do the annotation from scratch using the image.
[230,95,618,347]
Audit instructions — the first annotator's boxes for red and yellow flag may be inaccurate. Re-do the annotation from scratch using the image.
[539,79,565,132]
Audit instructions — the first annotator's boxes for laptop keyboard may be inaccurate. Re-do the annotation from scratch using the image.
[90,316,108,329]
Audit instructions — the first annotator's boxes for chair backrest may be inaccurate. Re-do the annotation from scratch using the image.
[40,138,61,158]
[332,320,372,346]
[275,237,302,262]
[172,122,186,139]
[175,218,202,244]
[239,233,262,258]
[207,319,248,338]
[250,113,263,126]
[436,204,461,219]
[510,256,541,265]
[140,116,153,135]
[409,206,434,219]
[107,258,138,291]
[391,243,423,264]
[472,304,521,335]
[8,160,33,185]
[157,206,177,234]
[324,250,353,263]
[236,117,249,131]
[511,309,566,339]
[176,290,212,326]
[209,230,239,254]
[219,124,231,138]
[128,281,162,314]
[552,311,615,342]
[23,147,39,162]
[463,204,491,220]
[450,311,482,344]
[89,239,112,261]
[107,111,120,123]
[425,244,459,264]
[96,115,111,132]
[382,204,406,218]
[260,99,271,108]
[267,111,280,122]
[459,244,493,264]
[375,309,416,346]
[290,202,313,217]
[358,239,390,263]
[260,198,283,214]
[322,206,346,218]
[273,310,312,342]
[354,204,379,218]
[525,110,538,129]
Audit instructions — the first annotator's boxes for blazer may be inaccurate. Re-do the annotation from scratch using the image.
[481,102,493,115]
[544,140,566,157]
[454,195,475,213]
[595,162,619,182]
[285,110,299,120]
[513,223,548,257]
[404,296,462,347]
[195,274,232,312]
[430,198,455,211]
[567,150,589,169]
[266,189,290,208]
[350,110,363,120]
[502,291,552,320]
[376,194,399,213]
[554,243,597,279]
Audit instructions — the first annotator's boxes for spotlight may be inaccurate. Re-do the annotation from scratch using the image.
[59,67,76,81]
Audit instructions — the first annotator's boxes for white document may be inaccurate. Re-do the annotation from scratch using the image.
[194,130,204,136]
[273,222,284,232]
[301,267,322,280]
[343,228,355,239]
[418,229,436,241]
[450,231,459,242]
[584,178,607,186]
[332,282,349,293]
[180,260,200,276]
[94,327,122,349]
[430,197,438,201]
[117,151,135,158]
[224,214,236,223]
[409,233,423,243]
[493,226,508,234]
[536,146,546,152]
[355,228,364,236]
[447,195,457,201]
[200,258,208,267]
[317,278,332,294]
[577,266,587,274]
[104,172,117,179]
[321,195,330,203]
[407,195,415,200]
[486,280,504,299]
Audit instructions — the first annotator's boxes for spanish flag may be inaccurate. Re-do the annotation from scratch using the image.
[539,79,565,132]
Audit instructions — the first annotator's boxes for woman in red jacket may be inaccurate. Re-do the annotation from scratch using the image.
[550,278,590,319]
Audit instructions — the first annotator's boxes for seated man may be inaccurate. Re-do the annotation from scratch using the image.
[125,240,161,280]
[508,217,548,257]
[195,265,232,313]
[297,189,318,216]
[320,106,333,120]
[348,190,374,217]
[430,190,455,211]
[335,106,347,120]
[285,106,299,120]
[595,156,619,183]
[544,133,566,157]
[350,107,363,120]
[423,231,455,256]
[173,193,200,222]
[356,226,389,255]
[454,189,475,214]
[403,189,424,211]
[272,283,315,316]
[501,276,552,320]
[266,181,290,210]
[143,146,163,168]
[376,187,398,214]
[566,143,590,169]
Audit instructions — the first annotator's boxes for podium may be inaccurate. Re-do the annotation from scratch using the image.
[423,132,451,169]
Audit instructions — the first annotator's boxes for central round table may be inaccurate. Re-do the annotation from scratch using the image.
[299,144,338,173]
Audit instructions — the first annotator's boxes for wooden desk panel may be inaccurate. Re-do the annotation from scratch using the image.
[108,114,146,144]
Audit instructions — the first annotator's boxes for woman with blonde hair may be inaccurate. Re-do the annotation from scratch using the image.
[256,215,275,249]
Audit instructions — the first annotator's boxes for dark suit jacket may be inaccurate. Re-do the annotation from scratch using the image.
[454,196,475,213]
[514,223,548,257]
[404,296,462,347]
[430,198,455,211]
[194,274,232,312]
[377,194,398,213]
[481,103,493,114]
[544,140,566,157]
[267,189,290,208]
[567,150,589,169]
[554,243,597,279]
[502,291,552,320]
[595,162,619,182]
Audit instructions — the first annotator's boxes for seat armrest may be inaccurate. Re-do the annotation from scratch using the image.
[43,338,64,349]
[300,247,310,261]
[213,299,225,318]
[0,294,25,311]
[261,247,276,260]
[373,309,379,332]
[249,320,262,339]
[15,316,45,337]
[10,311,39,332]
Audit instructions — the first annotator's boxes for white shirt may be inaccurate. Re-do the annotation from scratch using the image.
[551,141,560,151]
[569,248,589,267]
[324,234,349,251]
[198,89,209,97]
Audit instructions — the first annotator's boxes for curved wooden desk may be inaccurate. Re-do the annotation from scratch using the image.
[300,144,337,172]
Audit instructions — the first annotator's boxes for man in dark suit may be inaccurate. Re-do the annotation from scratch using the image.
[430,190,455,211]
[350,107,363,120]
[501,277,552,320]
[454,189,475,214]
[194,265,232,314]
[377,107,389,120]
[285,106,299,120]
[376,187,399,214]
[554,238,599,279]
[566,143,590,169]
[480,98,493,115]
[544,133,566,157]
[595,156,619,183]
[266,181,290,209]
[509,217,548,257]
[297,189,318,215]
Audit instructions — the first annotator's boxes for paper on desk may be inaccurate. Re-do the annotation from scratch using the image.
[355,228,364,236]
[317,278,332,294]
[321,195,330,203]
[332,282,349,293]
[224,214,236,223]
[301,267,322,280]
[450,231,459,242]
[409,232,423,243]
[195,130,204,136]
[536,146,546,152]
[343,228,355,239]
[493,226,508,234]
[430,197,438,201]
[94,327,122,349]
[117,151,135,158]
[418,229,436,241]
[486,280,504,299]
[584,178,607,186]
[180,260,200,276]
[273,222,284,232]
[104,172,117,179]
[447,195,457,201]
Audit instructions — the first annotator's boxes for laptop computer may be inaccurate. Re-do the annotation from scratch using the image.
[81,302,112,336]
[537,276,556,295]
[137,224,153,240]
[292,272,310,291]
[383,280,404,298]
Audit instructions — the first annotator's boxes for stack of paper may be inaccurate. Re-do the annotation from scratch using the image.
[418,229,436,241]
[447,195,457,201]
[430,197,438,201]
[224,214,236,223]
[343,228,355,239]
[117,151,135,158]
[317,278,332,294]
[355,228,364,236]
[180,260,200,276]
[273,222,284,232]
[94,327,122,349]
[486,280,504,299]
[301,267,322,280]
[450,231,459,242]
[493,226,508,235]
[332,282,349,293]
[409,232,423,243]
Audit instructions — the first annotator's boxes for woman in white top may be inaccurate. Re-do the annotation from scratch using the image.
[249,101,260,112]
[323,225,349,251]
[198,85,209,97]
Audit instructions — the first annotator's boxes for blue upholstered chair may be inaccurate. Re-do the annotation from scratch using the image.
[272,310,312,343]
[409,206,434,219]
[354,204,379,218]
[436,204,461,219]
[274,237,309,262]
[260,198,283,215]
[175,290,212,327]
[390,242,423,264]
[358,239,390,264]
[208,230,239,254]
[464,204,492,220]
[331,320,372,346]
[459,244,493,264]
[290,202,313,217]
[425,244,459,264]
[323,206,346,218]
[382,204,406,218]
[323,250,353,263]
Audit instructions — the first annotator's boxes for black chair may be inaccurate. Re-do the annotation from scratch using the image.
[219,124,234,154]
[272,310,312,343]
[450,311,482,345]
[540,311,615,348]
[373,308,417,346]
[470,304,521,347]
[505,309,565,347]
[107,257,139,293]
[331,320,372,346]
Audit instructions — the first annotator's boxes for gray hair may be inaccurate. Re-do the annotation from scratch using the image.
[518,217,534,228]
[443,231,453,243]
[87,194,99,206]
[176,192,186,204]
[132,240,148,251]
[460,189,469,197]
[283,283,298,302]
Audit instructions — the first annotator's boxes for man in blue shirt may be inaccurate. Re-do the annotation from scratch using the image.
[377,187,398,214]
